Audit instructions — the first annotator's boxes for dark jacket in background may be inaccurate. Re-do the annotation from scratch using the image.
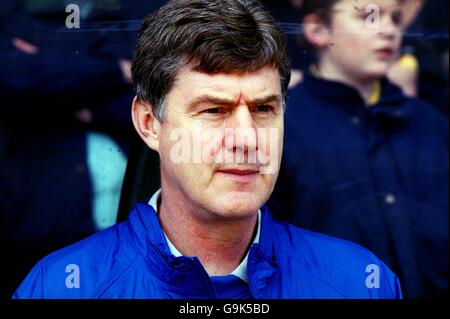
[268,74,449,298]
[0,11,133,298]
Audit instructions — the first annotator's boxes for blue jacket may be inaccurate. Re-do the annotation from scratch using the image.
[268,74,448,298]
[14,204,402,299]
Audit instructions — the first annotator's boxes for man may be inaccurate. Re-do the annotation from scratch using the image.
[14,0,401,298]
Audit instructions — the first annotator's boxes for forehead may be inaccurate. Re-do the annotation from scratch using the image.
[334,0,400,12]
[169,65,282,104]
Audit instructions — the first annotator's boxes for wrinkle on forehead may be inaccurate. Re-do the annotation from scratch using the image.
[172,65,281,105]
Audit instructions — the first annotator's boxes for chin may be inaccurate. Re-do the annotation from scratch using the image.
[360,69,388,83]
[210,192,263,219]
[369,64,392,78]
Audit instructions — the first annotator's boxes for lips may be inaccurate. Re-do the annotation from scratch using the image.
[375,47,396,60]
[218,169,259,175]
[216,167,259,182]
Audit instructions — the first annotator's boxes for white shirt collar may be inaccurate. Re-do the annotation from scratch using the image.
[148,188,261,283]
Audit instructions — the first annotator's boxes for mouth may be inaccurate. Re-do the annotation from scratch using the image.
[374,47,396,61]
[216,167,260,182]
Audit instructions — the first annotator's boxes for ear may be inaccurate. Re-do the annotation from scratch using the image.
[131,96,161,152]
[303,14,330,49]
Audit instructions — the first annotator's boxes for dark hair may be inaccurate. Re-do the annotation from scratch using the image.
[298,0,342,58]
[301,0,342,25]
[132,0,291,121]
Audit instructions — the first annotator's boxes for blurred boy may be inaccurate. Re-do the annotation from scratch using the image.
[269,0,448,298]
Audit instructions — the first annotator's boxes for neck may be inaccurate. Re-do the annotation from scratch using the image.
[316,59,378,105]
[157,184,258,276]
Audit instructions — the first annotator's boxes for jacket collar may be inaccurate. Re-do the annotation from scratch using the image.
[300,71,412,123]
[247,206,281,298]
[126,203,279,298]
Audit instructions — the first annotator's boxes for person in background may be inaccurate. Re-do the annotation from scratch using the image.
[401,0,448,115]
[0,0,147,299]
[268,0,448,298]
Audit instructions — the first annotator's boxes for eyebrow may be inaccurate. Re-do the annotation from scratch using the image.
[247,95,284,108]
[187,94,283,111]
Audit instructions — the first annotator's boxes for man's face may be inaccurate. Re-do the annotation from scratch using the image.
[156,65,283,220]
[324,0,403,81]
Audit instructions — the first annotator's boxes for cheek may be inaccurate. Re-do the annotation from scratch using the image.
[257,125,282,175]
[157,133,171,164]
[260,127,281,155]
[199,127,224,164]
[328,41,366,69]
[158,130,193,178]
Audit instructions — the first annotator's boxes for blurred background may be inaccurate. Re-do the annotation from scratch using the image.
[0,0,448,299]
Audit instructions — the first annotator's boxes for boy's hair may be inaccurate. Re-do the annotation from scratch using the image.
[301,0,341,25]
[299,0,341,58]
[132,0,291,122]
[301,0,405,25]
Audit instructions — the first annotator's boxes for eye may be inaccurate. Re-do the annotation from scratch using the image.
[254,105,274,113]
[204,107,225,114]
[391,10,403,26]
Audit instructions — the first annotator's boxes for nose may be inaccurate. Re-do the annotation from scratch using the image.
[378,14,402,40]
[224,104,258,155]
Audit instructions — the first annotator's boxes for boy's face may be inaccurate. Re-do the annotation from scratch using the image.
[322,0,403,81]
